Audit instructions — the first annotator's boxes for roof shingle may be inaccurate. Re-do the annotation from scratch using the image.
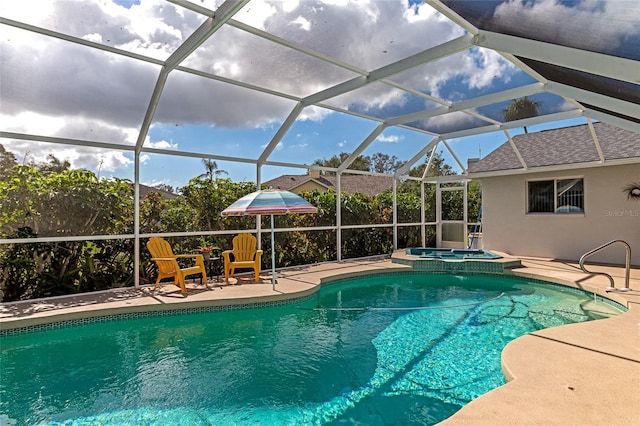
[468,122,640,174]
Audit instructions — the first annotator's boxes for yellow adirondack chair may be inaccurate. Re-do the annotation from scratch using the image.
[147,237,207,294]
[222,234,263,283]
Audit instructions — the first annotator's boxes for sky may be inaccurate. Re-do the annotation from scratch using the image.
[1,0,637,190]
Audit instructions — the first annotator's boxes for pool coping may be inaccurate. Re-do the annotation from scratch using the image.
[1,253,639,425]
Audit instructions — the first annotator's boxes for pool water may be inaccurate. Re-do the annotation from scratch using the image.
[0,273,623,425]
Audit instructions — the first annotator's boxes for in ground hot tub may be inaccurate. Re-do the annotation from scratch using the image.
[406,247,502,260]
[393,247,520,273]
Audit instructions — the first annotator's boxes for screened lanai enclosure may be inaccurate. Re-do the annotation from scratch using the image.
[1,0,639,301]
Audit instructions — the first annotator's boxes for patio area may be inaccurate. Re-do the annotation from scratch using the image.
[1,254,638,425]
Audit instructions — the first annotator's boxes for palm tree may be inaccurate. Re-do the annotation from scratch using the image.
[198,158,228,180]
[502,96,541,133]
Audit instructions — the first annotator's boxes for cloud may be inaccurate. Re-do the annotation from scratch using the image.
[2,0,515,131]
[377,134,403,143]
[288,143,309,149]
[95,151,134,172]
[465,48,514,89]
[1,108,139,171]
[261,141,284,151]
[2,137,133,174]
[298,106,332,122]
[492,0,640,54]
[419,110,480,134]
[139,154,151,165]
[291,16,311,31]
[0,26,160,128]
[232,0,278,29]
[0,0,531,176]
[146,139,178,150]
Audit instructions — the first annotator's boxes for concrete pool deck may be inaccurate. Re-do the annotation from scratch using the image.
[1,253,639,425]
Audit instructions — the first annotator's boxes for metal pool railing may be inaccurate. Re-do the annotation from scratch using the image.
[579,240,631,292]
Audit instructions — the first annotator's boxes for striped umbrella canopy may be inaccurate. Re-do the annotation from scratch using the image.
[221,189,317,216]
[221,189,317,289]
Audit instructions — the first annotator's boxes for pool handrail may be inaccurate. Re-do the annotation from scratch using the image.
[579,240,631,292]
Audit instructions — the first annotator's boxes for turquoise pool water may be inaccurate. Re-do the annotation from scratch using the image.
[0,273,623,425]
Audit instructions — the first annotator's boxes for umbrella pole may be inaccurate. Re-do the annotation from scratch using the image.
[271,214,276,290]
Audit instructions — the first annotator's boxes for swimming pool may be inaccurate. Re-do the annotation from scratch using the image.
[0,273,624,425]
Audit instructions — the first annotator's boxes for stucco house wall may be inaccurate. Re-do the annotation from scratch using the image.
[481,163,639,265]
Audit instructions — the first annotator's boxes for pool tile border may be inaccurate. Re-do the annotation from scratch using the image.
[0,293,315,337]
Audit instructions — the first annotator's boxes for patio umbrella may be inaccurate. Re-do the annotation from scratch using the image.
[221,189,317,289]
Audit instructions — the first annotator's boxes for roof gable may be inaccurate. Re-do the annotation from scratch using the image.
[263,175,332,192]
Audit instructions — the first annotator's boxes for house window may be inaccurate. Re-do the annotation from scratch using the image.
[528,178,584,213]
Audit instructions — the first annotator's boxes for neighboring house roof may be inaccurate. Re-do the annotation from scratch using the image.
[263,174,394,197]
[264,175,333,192]
[138,184,178,199]
[467,122,640,174]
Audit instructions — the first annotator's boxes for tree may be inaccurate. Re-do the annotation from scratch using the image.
[0,145,17,181]
[0,166,135,300]
[312,152,370,173]
[198,159,228,180]
[154,183,175,193]
[502,96,541,133]
[178,177,256,233]
[0,166,133,238]
[408,151,456,178]
[36,154,71,175]
[371,153,403,174]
